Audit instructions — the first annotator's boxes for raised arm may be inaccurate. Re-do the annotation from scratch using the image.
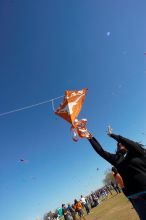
[107,126,145,154]
[88,136,118,166]
[111,134,145,154]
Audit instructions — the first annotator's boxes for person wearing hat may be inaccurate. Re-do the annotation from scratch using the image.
[84,126,146,220]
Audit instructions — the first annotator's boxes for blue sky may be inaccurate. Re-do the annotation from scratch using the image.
[0,0,146,220]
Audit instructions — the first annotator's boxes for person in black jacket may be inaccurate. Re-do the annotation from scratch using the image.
[86,126,146,220]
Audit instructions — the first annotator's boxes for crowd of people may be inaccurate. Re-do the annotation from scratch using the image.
[44,183,123,220]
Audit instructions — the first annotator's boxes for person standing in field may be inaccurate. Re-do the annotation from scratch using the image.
[74,199,86,220]
[110,180,121,194]
[80,195,90,214]
[68,204,77,220]
[112,167,124,190]
[79,125,146,220]
[62,204,73,220]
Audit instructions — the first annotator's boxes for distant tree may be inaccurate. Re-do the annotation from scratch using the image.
[103,169,115,185]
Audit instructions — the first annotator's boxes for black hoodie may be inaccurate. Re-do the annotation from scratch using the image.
[88,134,146,196]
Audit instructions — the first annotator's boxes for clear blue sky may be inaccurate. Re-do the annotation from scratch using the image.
[0,1,146,220]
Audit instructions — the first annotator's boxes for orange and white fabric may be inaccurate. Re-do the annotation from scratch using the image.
[71,118,91,141]
[55,89,90,141]
[55,89,87,124]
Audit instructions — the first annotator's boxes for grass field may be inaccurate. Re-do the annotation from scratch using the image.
[84,192,139,220]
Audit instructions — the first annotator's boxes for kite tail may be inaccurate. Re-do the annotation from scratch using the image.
[71,118,91,141]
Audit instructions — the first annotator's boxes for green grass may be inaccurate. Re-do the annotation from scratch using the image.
[83,193,139,220]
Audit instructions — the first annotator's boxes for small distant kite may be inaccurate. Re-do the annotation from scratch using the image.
[19,159,28,163]
[106,31,111,37]
[144,52,146,56]
[55,89,91,141]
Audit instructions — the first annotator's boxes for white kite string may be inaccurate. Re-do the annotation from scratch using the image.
[51,99,55,112]
[0,95,63,117]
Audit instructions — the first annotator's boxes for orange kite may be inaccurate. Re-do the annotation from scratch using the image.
[55,89,90,141]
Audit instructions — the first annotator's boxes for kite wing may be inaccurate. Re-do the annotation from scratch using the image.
[55,89,88,124]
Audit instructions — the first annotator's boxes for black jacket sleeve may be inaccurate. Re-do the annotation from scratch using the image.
[110,134,145,155]
[88,137,118,166]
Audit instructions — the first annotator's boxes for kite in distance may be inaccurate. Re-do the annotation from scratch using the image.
[55,89,91,141]
[19,159,28,163]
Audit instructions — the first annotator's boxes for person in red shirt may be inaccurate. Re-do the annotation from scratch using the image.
[74,200,86,220]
